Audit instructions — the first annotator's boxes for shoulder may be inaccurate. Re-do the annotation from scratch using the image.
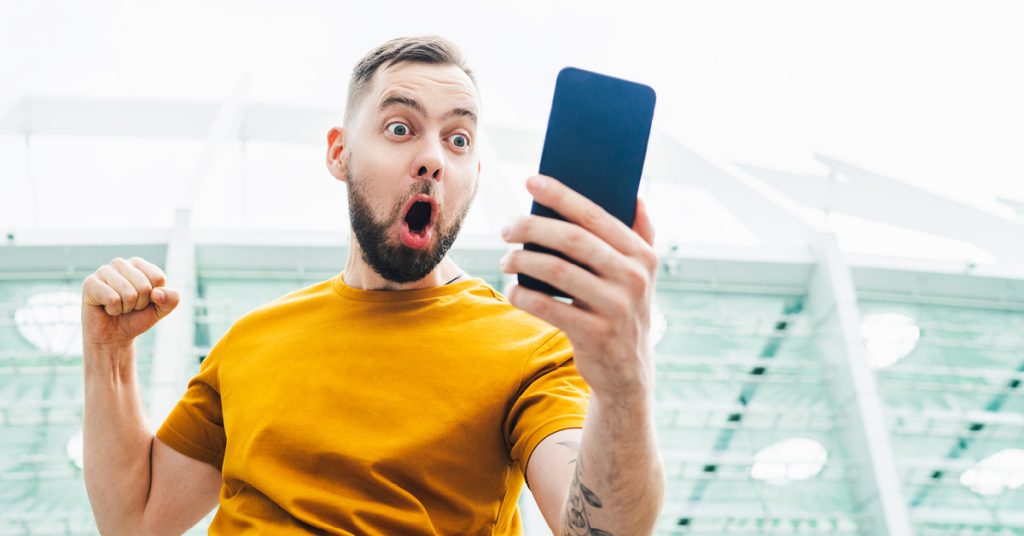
[458,279,568,354]
[455,282,575,387]
[227,277,335,335]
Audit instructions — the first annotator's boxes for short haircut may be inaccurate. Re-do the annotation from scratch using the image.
[345,36,476,127]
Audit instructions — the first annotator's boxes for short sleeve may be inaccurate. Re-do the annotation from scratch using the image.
[155,330,230,470]
[503,330,590,477]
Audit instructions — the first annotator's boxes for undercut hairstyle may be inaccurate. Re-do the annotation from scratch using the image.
[344,36,476,127]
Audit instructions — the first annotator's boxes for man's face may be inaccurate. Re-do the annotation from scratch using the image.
[338,62,481,283]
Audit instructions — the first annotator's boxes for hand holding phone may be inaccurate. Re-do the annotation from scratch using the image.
[517,67,656,298]
[498,171,659,398]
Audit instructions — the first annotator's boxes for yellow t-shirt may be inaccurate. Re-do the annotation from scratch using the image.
[156,274,589,535]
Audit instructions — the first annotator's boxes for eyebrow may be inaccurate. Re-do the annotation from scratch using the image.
[379,94,426,115]
[378,94,478,126]
[444,107,478,125]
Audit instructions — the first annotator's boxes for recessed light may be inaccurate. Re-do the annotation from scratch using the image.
[14,289,83,355]
[859,312,920,369]
[750,437,828,485]
[960,449,1024,496]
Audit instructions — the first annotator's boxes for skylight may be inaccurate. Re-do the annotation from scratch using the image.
[13,289,83,356]
[750,437,829,485]
[960,449,1024,496]
[859,312,920,369]
[66,429,84,470]
[650,302,668,349]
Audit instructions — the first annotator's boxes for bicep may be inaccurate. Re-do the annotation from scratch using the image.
[525,428,583,533]
[139,437,222,535]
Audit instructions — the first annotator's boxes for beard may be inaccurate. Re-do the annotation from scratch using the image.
[345,156,474,284]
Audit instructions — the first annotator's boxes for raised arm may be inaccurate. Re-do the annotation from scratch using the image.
[501,175,666,534]
[82,257,221,535]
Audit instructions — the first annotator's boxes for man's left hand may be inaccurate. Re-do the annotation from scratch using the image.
[499,174,658,400]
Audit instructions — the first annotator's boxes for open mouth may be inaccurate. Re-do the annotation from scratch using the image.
[399,195,437,249]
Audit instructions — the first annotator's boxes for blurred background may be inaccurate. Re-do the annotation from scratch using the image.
[1,1,1023,534]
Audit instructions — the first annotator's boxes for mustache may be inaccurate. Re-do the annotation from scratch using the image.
[410,180,435,197]
[390,181,439,219]
[344,154,437,212]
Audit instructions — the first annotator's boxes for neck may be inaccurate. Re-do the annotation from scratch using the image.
[342,234,464,291]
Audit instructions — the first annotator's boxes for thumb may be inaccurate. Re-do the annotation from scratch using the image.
[150,287,180,320]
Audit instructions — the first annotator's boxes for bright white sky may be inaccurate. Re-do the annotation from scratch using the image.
[1,0,1022,263]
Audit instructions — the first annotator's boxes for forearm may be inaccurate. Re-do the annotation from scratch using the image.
[83,343,154,535]
[560,391,665,536]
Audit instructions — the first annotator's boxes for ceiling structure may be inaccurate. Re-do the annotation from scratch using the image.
[2,2,1023,535]
[2,91,1022,534]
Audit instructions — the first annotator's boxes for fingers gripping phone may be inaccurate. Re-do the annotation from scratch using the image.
[518,67,657,299]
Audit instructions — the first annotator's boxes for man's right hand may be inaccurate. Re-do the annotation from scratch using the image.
[81,257,220,535]
[82,257,180,350]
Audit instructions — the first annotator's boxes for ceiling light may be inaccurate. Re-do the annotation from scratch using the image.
[859,312,920,369]
[651,302,668,349]
[66,429,84,470]
[750,437,828,485]
[14,289,83,355]
[960,449,1024,496]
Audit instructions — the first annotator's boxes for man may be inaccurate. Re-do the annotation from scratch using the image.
[81,36,664,535]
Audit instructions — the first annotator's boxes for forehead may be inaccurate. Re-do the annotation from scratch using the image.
[366,62,480,115]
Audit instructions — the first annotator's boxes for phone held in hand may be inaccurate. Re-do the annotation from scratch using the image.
[518,67,657,299]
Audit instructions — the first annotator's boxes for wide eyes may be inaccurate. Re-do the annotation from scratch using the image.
[385,121,471,151]
[386,122,410,137]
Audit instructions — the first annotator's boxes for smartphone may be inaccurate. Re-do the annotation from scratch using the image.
[518,67,657,299]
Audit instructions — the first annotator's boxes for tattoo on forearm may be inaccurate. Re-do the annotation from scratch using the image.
[557,441,613,536]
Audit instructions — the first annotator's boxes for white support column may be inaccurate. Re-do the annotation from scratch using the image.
[148,75,249,425]
[148,208,197,425]
[804,232,913,536]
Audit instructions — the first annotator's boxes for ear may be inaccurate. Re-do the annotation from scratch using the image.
[326,127,347,182]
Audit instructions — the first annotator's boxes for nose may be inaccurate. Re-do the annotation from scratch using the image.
[411,142,445,181]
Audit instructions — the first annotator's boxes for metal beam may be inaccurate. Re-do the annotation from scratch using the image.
[997,196,1024,216]
[646,133,818,250]
[804,232,913,536]
[0,95,337,144]
[19,96,218,139]
[148,76,249,424]
[906,359,1024,507]
[178,76,250,211]
[912,506,1024,527]
[740,156,1024,263]
[677,299,804,515]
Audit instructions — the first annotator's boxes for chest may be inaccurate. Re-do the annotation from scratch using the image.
[217,328,523,478]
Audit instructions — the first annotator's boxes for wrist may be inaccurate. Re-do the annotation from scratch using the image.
[590,385,655,418]
[83,342,136,381]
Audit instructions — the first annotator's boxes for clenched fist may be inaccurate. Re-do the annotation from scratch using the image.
[81,257,180,350]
